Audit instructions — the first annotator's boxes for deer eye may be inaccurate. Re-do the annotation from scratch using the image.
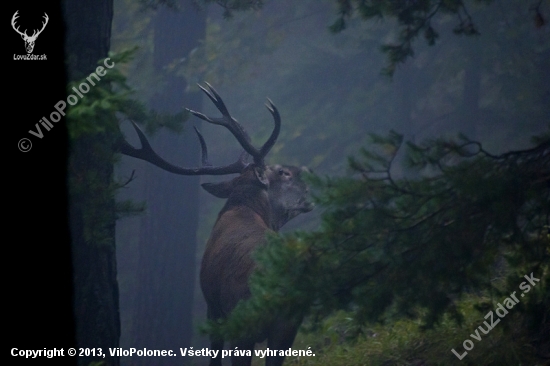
[279,169,292,179]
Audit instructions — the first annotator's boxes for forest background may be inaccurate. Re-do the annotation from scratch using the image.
[8,1,548,366]
[115,1,548,365]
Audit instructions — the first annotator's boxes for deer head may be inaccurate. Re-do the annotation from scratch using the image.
[12,11,49,54]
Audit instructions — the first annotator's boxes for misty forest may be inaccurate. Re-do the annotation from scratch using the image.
[36,0,550,365]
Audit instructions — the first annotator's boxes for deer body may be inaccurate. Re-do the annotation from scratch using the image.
[118,83,312,366]
[200,165,312,365]
[201,170,273,320]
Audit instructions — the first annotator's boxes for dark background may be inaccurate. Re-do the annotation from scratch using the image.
[8,1,75,365]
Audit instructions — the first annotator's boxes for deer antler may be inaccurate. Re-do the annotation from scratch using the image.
[11,11,27,38]
[117,120,248,175]
[29,13,49,40]
[11,11,48,40]
[117,83,281,175]
[186,82,281,167]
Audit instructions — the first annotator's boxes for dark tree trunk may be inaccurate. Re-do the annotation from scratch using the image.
[64,1,119,365]
[130,2,206,365]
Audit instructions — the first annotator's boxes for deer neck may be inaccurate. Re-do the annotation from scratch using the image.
[220,184,273,229]
[269,204,290,232]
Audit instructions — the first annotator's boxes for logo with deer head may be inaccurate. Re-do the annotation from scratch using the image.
[12,11,49,54]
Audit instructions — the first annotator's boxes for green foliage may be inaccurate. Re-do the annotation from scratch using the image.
[68,48,188,248]
[87,362,106,366]
[198,0,545,76]
[289,295,543,365]
[67,49,133,140]
[67,48,187,140]
[209,130,549,355]
[329,0,488,76]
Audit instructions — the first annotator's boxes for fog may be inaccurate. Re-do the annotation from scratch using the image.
[111,1,548,365]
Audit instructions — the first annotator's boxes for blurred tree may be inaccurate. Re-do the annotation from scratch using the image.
[111,2,208,364]
[129,2,206,366]
[199,0,547,75]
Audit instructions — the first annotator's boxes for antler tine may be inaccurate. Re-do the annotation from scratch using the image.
[187,83,261,160]
[189,82,282,167]
[201,82,231,118]
[187,83,232,126]
[11,11,26,37]
[259,98,281,158]
[35,13,49,37]
[117,120,247,176]
[193,126,212,167]
[186,109,210,122]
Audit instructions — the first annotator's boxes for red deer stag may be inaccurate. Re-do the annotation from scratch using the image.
[118,83,313,366]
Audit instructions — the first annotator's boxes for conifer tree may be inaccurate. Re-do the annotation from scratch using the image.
[212,130,549,347]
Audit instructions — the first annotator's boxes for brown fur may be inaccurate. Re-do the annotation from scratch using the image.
[200,164,312,366]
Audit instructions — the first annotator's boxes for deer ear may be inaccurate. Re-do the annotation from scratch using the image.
[201,181,233,198]
[254,166,269,188]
